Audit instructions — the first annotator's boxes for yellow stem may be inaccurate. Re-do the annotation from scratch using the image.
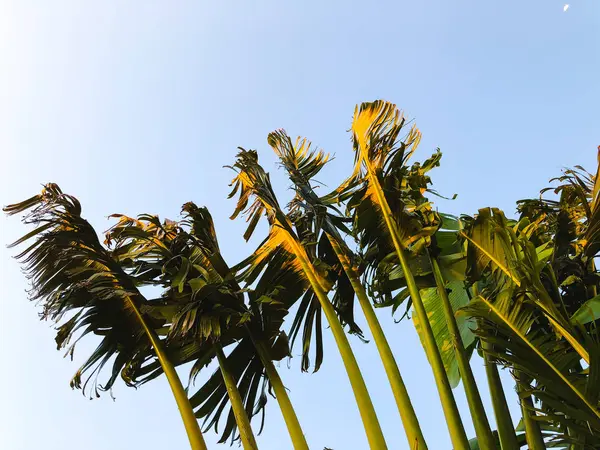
[287,234,388,449]
[129,298,207,450]
[328,234,426,449]
[253,339,309,450]
[216,346,259,450]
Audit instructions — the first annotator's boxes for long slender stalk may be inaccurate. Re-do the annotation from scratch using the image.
[216,346,259,450]
[516,375,545,450]
[253,339,310,450]
[288,236,388,449]
[429,256,497,449]
[328,235,426,449]
[520,398,545,450]
[482,342,519,450]
[130,299,207,450]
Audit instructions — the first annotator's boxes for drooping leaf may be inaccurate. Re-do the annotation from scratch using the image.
[4,184,159,397]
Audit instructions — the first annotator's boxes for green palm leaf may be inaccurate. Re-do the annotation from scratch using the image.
[413,281,476,388]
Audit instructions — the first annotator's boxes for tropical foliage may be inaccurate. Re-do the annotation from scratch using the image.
[5,101,600,449]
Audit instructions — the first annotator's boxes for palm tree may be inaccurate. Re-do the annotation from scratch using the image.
[105,210,259,449]
[337,100,470,449]
[376,186,496,448]
[4,184,207,450]
[269,115,495,448]
[513,153,600,448]
[268,128,427,449]
[182,202,308,449]
[106,204,308,449]
[227,149,388,449]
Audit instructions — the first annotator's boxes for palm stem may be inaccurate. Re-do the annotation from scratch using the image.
[429,255,497,449]
[328,234,426,449]
[253,338,309,450]
[516,375,545,450]
[215,346,259,450]
[129,298,207,450]
[288,236,388,449]
[482,341,519,450]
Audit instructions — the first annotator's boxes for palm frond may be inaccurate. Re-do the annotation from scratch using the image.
[517,148,600,323]
[460,294,600,446]
[228,148,361,372]
[458,204,600,446]
[269,129,330,185]
[4,184,158,397]
[463,207,591,363]
[342,102,442,299]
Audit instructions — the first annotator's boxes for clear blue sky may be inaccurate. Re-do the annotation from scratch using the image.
[1,1,598,449]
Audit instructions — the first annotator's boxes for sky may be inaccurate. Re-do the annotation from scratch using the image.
[0,1,599,449]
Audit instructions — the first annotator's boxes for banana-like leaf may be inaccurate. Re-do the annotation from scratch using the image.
[413,281,476,388]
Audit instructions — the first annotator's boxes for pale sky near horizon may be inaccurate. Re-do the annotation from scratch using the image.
[1,2,598,449]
